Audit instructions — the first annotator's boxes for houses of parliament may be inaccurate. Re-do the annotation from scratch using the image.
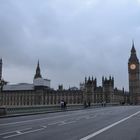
[0,42,140,107]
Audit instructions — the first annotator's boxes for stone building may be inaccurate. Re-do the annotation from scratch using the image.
[128,41,140,104]
[0,58,127,107]
[0,60,83,106]
[83,76,126,105]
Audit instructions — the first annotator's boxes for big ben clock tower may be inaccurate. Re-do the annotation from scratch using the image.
[128,41,140,104]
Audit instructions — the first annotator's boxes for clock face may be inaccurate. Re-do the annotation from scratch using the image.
[130,64,136,70]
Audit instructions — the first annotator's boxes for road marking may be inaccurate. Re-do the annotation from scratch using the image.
[48,121,61,126]
[0,128,32,136]
[16,131,22,134]
[0,114,71,126]
[3,126,47,139]
[58,121,76,126]
[80,110,140,140]
[86,115,97,120]
[76,116,89,120]
[37,125,47,128]
[76,115,97,120]
[0,112,87,126]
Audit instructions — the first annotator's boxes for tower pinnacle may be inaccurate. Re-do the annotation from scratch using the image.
[131,40,136,54]
[0,58,2,80]
[129,41,139,63]
[34,60,42,79]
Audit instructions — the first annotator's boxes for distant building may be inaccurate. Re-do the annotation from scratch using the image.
[0,58,127,106]
[69,87,79,91]
[83,76,127,105]
[128,41,140,104]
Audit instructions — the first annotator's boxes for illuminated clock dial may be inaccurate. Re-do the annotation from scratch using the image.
[130,64,136,70]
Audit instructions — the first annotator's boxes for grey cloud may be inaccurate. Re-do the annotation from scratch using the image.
[0,0,140,89]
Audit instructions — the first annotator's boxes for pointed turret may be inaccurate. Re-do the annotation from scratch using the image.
[129,40,139,63]
[88,76,90,81]
[131,40,136,54]
[92,76,94,82]
[34,60,42,79]
[85,77,87,83]
[0,58,2,80]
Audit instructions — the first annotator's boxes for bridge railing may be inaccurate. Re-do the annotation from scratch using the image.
[0,103,121,117]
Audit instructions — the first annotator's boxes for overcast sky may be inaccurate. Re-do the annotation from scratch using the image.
[0,0,140,90]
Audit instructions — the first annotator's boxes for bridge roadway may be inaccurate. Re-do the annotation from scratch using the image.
[0,106,140,140]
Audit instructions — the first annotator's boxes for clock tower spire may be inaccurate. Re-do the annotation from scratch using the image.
[128,41,140,104]
[129,41,139,63]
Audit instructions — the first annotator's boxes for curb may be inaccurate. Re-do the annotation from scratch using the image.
[0,107,86,118]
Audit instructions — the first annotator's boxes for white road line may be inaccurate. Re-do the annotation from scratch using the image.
[76,115,97,120]
[0,128,32,136]
[3,126,47,139]
[86,115,97,120]
[80,110,140,140]
[0,114,71,126]
[48,121,61,126]
[0,112,87,126]
[76,116,88,120]
[16,131,22,134]
[58,121,76,126]
[42,126,47,128]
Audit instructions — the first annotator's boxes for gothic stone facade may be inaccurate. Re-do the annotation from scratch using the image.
[0,60,127,107]
[128,42,140,104]
[83,76,127,105]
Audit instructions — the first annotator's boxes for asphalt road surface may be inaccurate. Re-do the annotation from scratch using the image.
[0,106,140,140]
